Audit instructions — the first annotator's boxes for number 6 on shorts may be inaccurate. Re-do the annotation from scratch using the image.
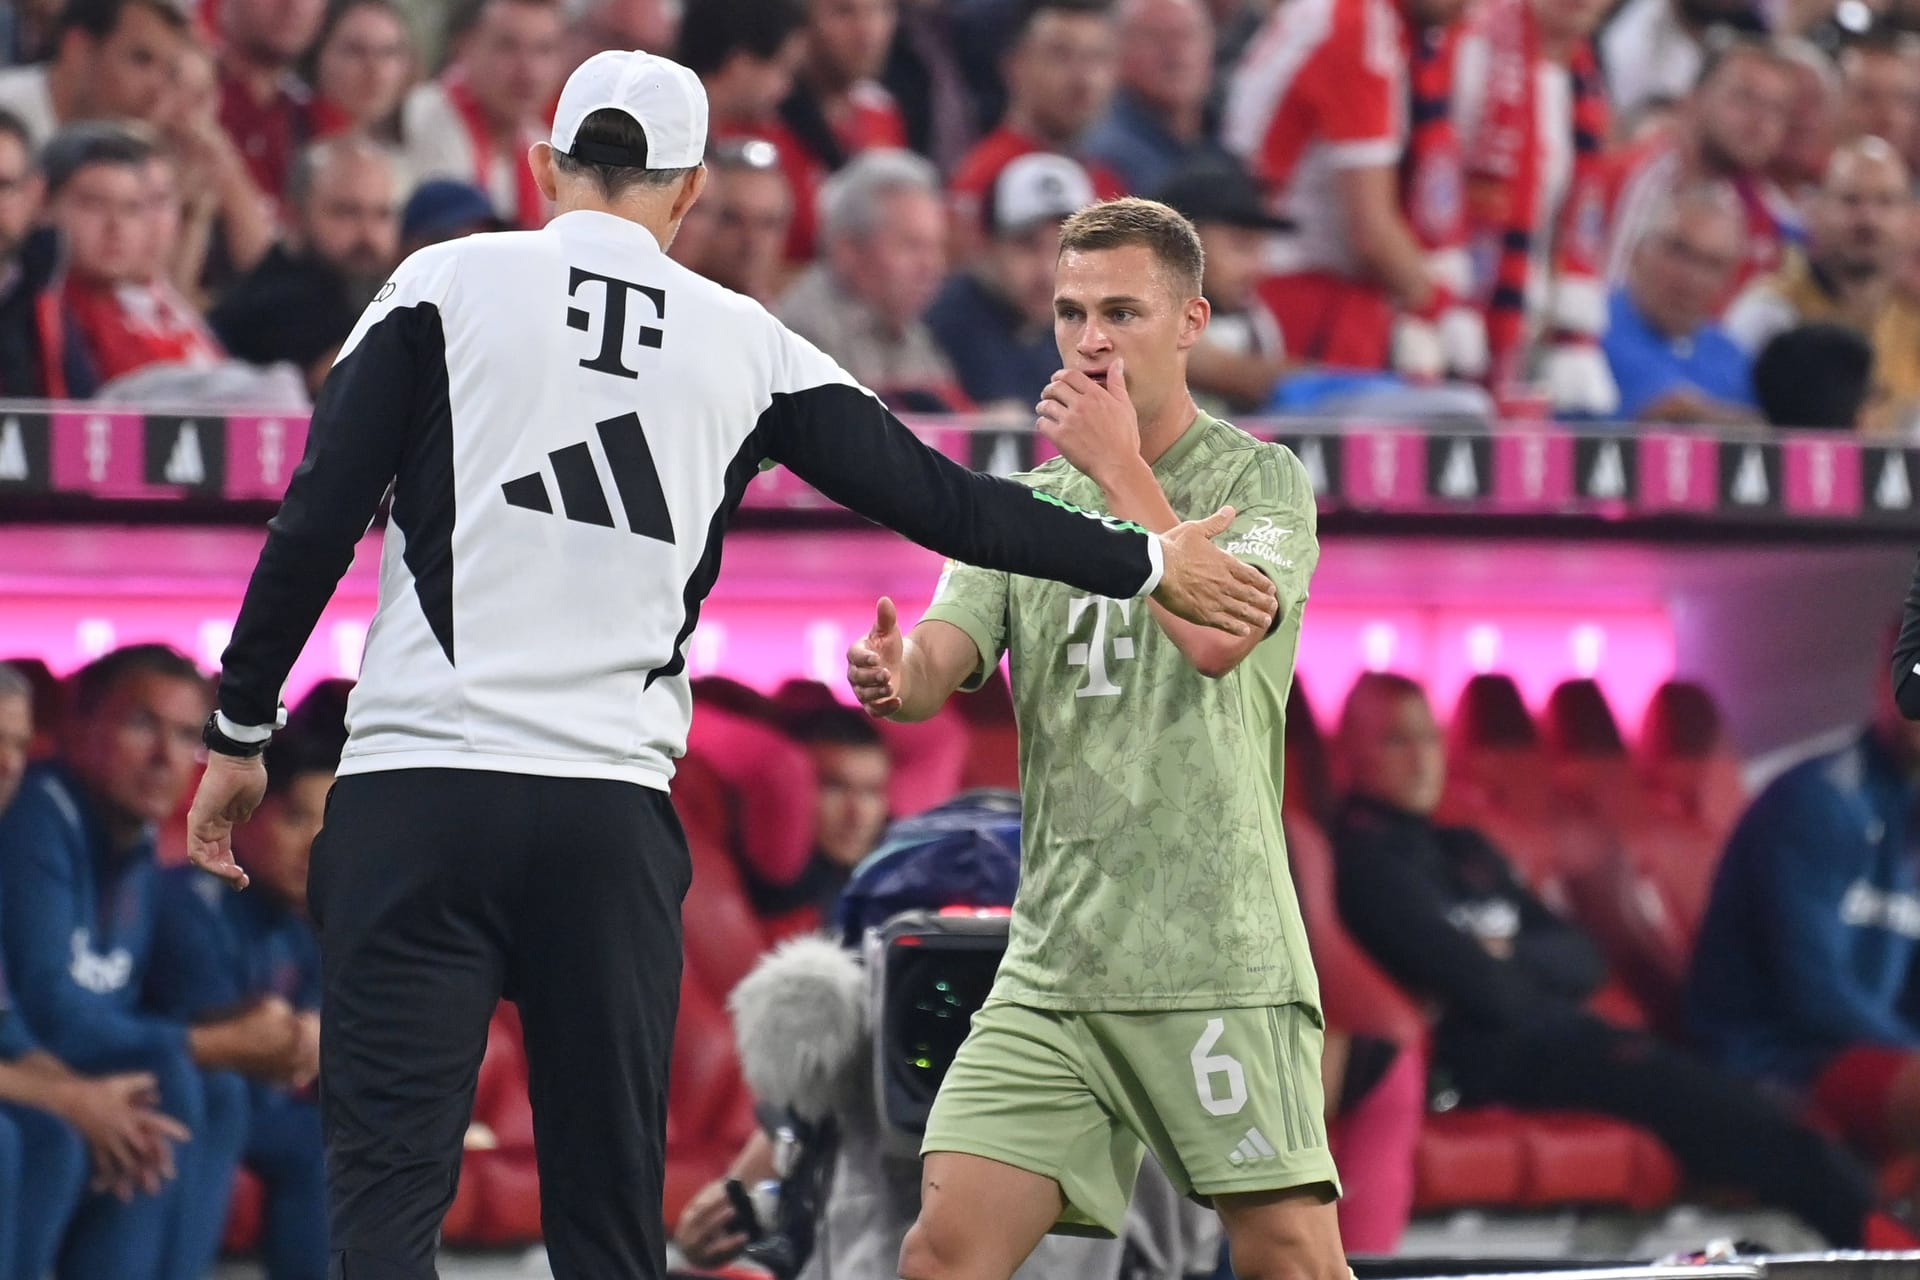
[1190,1017,1248,1116]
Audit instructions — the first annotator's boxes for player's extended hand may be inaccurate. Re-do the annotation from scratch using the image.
[186,751,267,891]
[847,597,906,718]
[1034,359,1141,488]
[1153,506,1278,635]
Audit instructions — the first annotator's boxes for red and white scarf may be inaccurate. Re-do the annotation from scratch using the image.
[1456,0,1610,378]
[444,71,547,230]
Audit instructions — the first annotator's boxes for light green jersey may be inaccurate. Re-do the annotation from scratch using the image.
[922,412,1321,1013]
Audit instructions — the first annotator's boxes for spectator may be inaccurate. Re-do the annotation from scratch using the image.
[1154,155,1297,414]
[150,726,336,1280]
[1724,137,1920,433]
[1602,185,1758,423]
[683,137,793,303]
[397,176,504,254]
[927,150,1093,410]
[558,0,681,73]
[680,0,811,251]
[211,135,399,387]
[1221,0,1482,378]
[1836,34,1920,164]
[1607,37,1802,298]
[1690,652,1920,1158]
[749,703,892,923]
[775,0,906,259]
[304,0,418,142]
[0,108,100,398]
[1331,672,1917,1250]
[1,0,62,66]
[879,0,977,174]
[0,646,311,1280]
[1754,321,1878,427]
[1598,0,1766,121]
[1453,0,1618,417]
[155,41,278,291]
[217,0,330,203]
[0,660,193,1280]
[948,0,1126,245]
[401,0,564,229]
[1082,0,1219,195]
[1771,37,1841,198]
[0,0,192,148]
[776,147,966,409]
[45,124,226,386]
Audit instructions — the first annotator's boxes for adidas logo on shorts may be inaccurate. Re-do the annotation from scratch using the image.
[1226,1127,1278,1166]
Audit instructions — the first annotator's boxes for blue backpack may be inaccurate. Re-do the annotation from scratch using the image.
[834,789,1022,947]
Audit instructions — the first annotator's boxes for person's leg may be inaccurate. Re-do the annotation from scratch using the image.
[1458,1016,1878,1245]
[1080,1003,1348,1280]
[163,1069,249,1280]
[311,769,524,1280]
[247,1094,327,1280]
[512,781,689,1280]
[900,1153,1073,1280]
[0,1102,89,1280]
[901,1002,1140,1280]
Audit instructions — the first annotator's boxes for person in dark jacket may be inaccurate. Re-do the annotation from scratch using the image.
[1331,671,1913,1248]
[1692,655,1920,1158]
[0,109,98,399]
[150,724,335,1280]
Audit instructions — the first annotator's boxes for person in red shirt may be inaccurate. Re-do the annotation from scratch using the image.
[948,0,1126,248]
[303,0,418,142]
[1221,0,1478,375]
[43,124,224,386]
[216,0,330,203]
[401,0,565,230]
[775,0,908,258]
[1606,37,1802,305]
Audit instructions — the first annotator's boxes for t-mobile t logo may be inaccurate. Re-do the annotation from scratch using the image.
[1067,596,1135,698]
[566,267,667,378]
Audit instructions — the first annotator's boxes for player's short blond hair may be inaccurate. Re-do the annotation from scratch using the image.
[1057,198,1206,300]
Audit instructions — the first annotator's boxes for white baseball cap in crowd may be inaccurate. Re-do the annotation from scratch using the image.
[551,49,710,170]
[986,152,1098,236]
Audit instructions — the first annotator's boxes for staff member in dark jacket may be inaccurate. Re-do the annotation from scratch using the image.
[185,49,1275,1280]
[1331,672,1913,1249]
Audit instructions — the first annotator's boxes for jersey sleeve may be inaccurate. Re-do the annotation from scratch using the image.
[1221,444,1320,637]
[217,244,461,730]
[1299,6,1401,166]
[920,557,1011,690]
[758,330,1164,602]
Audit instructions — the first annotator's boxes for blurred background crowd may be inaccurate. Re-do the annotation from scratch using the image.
[6,0,1920,428]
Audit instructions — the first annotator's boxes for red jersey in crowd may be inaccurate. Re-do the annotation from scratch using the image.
[1222,0,1416,367]
[63,277,225,383]
[218,66,311,201]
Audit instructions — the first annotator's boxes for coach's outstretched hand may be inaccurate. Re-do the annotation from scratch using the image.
[187,752,267,891]
[1153,507,1277,636]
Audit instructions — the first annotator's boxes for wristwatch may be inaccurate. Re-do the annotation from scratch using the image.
[202,709,283,759]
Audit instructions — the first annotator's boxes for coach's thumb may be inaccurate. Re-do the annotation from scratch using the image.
[874,596,898,638]
[1196,505,1237,539]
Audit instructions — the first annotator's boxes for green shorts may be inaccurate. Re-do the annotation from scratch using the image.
[921,999,1341,1238]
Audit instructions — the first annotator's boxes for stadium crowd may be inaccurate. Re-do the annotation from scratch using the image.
[2,640,1920,1276]
[2,0,1920,426]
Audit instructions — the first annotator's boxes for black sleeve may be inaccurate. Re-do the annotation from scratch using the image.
[759,382,1158,601]
[218,302,442,726]
[1332,816,1553,1029]
[1452,832,1608,1003]
[1895,550,1920,720]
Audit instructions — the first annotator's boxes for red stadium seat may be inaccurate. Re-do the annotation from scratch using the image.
[1286,814,1424,1047]
[876,709,971,817]
[222,1168,264,1254]
[1638,681,1746,844]
[953,667,1020,791]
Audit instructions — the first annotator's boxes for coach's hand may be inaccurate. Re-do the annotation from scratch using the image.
[1035,359,1140,489]
[847,597,905,718]
[187,752,267,891]
[1154,507,1277,636]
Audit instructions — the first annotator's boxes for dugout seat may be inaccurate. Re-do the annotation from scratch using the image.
[1638,681,1746,845]
[1439,675,1564,893]
[875,710,971,817]
[954,666,1020,790]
